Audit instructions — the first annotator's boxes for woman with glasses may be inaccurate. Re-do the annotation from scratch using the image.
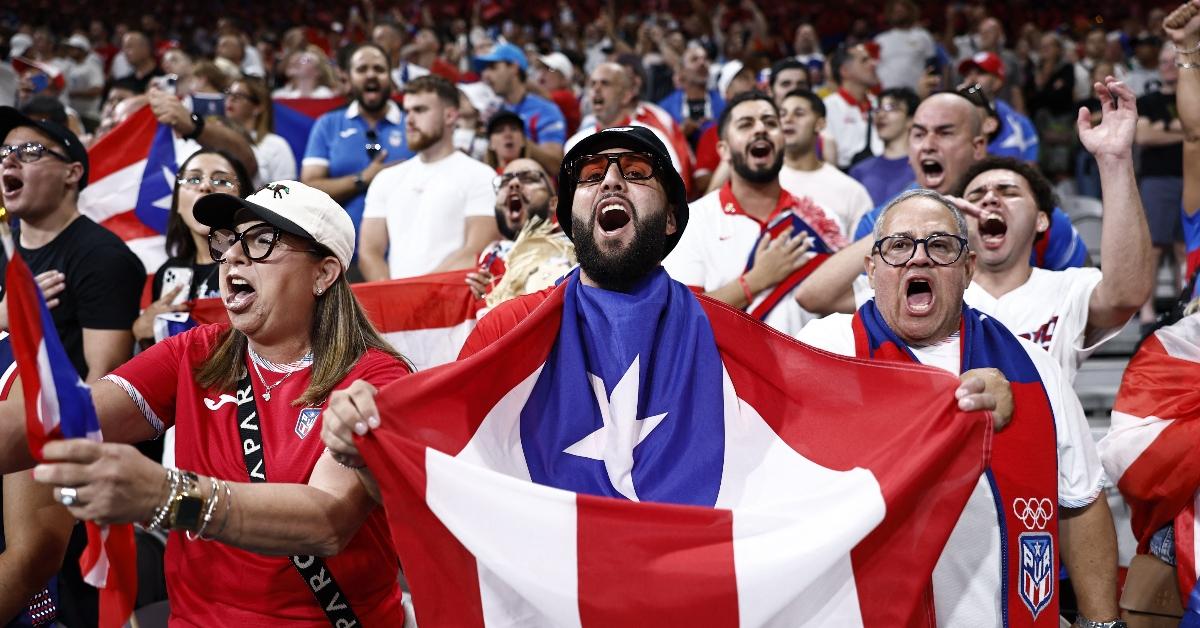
[16,182,412,625]
[225,77,297,187]
[131,150,252,348]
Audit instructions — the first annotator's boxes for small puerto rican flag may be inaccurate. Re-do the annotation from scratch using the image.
[3,226,138,628]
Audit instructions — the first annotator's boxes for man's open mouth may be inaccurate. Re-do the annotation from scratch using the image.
[979,212,1007,249]
[919,159,945,185]
[507,193,524,221]
[748,140,773,159]
[2,173,23,197]
[905,277,934,313]
[597,202,632,233]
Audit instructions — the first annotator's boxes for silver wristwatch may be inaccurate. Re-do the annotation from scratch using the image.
[1074,618,1128,628]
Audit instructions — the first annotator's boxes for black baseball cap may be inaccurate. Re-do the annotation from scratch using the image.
[556,126,688,255]
[0,106,89,191]
[485,110,526,137]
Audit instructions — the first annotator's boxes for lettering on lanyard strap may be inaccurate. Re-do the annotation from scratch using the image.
[235,373,361,627]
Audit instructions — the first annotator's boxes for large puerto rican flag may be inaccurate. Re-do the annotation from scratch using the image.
[1098,313,1200,625]
[191,270,482,370]
[356,278,992,626]
[5,248,137,628]
[78,105,178,273]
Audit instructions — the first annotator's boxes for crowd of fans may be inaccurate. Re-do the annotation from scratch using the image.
[0,0,1197,626]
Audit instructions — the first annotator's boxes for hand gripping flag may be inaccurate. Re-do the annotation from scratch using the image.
[5,250,137,628]
[357,268,992,627]
[1098,313,1200,626]
[190,270,483,370]
[739,188,846,322]
[79,105,179,273]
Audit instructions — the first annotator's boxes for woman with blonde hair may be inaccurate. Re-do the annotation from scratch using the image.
[272,46,337,99]
[225,76,297,185]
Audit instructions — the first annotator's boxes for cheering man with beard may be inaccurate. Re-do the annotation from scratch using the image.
[359,75,498,281]
[466,157,576,305]
[796,189,1119,628]
[301,43,414,267]
[664,91,846,336]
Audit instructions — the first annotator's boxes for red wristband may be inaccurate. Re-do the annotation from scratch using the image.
[737,275,754,305]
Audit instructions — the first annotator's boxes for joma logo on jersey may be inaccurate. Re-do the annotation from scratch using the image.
[1019,316,1059,350]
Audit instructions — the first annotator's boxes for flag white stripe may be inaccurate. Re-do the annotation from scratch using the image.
[82,526,111,588]
[1157,316,1200,363]
[1098,410,1175,483]
[716,368,875,627]
[35,341,61,435]
[78,160,147,222]
[426,448,581,628]
[384,320,476,372]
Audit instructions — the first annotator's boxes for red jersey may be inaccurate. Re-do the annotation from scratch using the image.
[459,288,553,359]
[110,324,410,626]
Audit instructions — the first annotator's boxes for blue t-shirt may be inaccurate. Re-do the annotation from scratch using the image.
[854,183,1088,270]
[848,155,916,206]
[501,93,567,145]
[988,99,1040,163]
[301,101,414,238]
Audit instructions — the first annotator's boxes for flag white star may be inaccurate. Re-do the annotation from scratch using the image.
[999,113,1033,154]
[151,164,176,210]
[563,355,668,501]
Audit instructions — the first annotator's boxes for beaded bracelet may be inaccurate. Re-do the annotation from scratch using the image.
[146,469,184,532]
[1177,40,1200,55]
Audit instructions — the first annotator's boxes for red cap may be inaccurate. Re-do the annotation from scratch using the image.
[957,51,1005,82]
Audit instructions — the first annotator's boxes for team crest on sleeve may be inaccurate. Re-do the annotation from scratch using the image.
[295,408,322,439]
[1018,532,1054,619]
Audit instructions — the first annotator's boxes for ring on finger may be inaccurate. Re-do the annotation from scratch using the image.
[59,486,80,507]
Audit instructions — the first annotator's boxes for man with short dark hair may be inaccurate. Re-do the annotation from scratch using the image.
[665,91,845,335]
[359,75,499,281]
[778,89,873,236]
[301,42,414,264]
[566,63,682,175]
[478,43,567,176]
[658,44,724,146]
[822,43,883,169]
[0,107,144,382]
[849,87,919,205]
[768,59,811,105]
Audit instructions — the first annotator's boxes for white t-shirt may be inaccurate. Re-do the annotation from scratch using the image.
[778,162,873,236]
[65,56,104,119]
[251,132,299,188]
[663,189,842,336]
[796,313,1103,628]
[874,26,937,90]
[821,91,884,169]
[963,267,1123,384]
[363,151,496,279]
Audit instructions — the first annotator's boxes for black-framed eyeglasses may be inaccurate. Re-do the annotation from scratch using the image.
[873,234,968,267]
[493,170,547,191]
[0,142,71,164]
[365,129,382,158]
[571,152,658,186]
[177,174,239,190]
[208,222,316,262]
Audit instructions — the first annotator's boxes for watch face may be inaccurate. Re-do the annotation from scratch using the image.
[176,496,204,530]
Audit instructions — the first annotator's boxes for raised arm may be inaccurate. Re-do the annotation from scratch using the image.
[1165,0,1200,216]
[1077,77,1154,335]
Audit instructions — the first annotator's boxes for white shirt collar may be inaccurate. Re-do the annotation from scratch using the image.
[345,99,402,124]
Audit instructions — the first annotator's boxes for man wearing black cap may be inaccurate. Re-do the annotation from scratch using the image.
[458,124,688,354]
[0,106,144,383]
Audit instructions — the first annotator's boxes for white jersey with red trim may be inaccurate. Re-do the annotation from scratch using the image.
[663,185,844,336]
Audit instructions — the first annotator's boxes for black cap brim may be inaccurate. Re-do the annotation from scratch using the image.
[555,126,688,255]
[193,193,315,240]
[0,106,89,191]
[486,110,526,136]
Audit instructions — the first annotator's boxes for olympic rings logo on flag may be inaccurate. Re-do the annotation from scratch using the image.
[1012,497,1054,530]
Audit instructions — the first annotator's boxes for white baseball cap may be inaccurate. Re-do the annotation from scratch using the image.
[193,181,356,271]
[65,34,91,51]
[538,52,574,80]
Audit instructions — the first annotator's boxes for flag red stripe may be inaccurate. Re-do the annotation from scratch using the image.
[576,494,739,628]
[274,96,347,118]
[99,210,160,242]
[1112,336,1200,420]
[697,295,990,627]
[1178,501,1197,602]
[86,107,158,181]
[6,253,51,461]
[190,270,484,333]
